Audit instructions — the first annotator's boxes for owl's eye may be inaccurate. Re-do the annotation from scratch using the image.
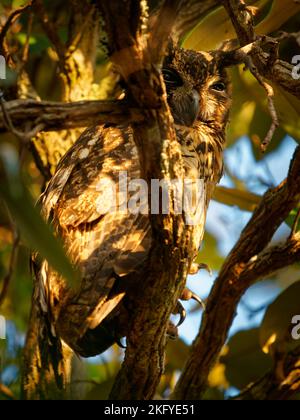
[162,68,183,87]
[211,82,226,92]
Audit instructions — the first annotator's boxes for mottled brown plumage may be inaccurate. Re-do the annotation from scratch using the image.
[36,45,232,357]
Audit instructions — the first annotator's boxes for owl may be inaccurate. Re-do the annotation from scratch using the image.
[35,44,232,357]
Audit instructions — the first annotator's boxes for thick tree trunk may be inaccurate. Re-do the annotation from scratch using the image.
[22,281,73,400]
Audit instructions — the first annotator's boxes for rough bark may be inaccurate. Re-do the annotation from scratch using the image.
[222,0,300,99]
[30,0,101,177]
[0,99,141,133]
[98,0,198,400]
[22,280,73,400]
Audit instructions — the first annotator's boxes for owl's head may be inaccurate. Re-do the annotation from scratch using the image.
[163,45,232,130]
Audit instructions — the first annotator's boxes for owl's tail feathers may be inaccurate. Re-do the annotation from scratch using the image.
[37,262,128,357]
[55,281,128,357]
[73,311,128,358]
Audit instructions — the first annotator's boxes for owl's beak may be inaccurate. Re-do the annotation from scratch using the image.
[190,90,200,125]
[182,90,200,127]
[171,89,200,127]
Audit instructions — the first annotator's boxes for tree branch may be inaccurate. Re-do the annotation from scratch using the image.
[222,0,281,150]
[231,41,300,100]
[239,232,300,285]
[0,1,33,60]
[0,99,143,134]
[97,0,196,400]
[32,0,66,62]
[233,345,300,400]
[174,146,300,399]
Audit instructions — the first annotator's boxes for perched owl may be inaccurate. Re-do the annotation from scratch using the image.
[35,45,232,357]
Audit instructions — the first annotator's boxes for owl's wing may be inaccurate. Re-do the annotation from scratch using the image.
[40,126,103,221]
[39,125,151,349]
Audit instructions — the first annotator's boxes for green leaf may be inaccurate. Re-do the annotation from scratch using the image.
[256,0,300,35]
[183,1,265,51]
[259,281,300,354]
[197,232,224,271]
[214,186,261,212]
[221,328,272,390]
[273,87,300,143]
[15,34,37,46]
[0,144,78,288]
[248,104,287,160]
[286,208,300,232]
[227,67,286,153]
[12,0,27,7]
[183,0,300,52]
[228,66,300,157]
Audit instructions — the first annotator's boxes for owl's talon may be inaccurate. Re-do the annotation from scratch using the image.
[173,301,187,327]
[191,292,206,311]
[180,287,206,311]
[198,263,213,276]
[189,262,212,276]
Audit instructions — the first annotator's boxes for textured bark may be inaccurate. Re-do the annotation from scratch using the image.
[0,99,141,134]
[22,280,73,400]
[29,0,101,177]
[98,0,198,400]
[222,0,300,100]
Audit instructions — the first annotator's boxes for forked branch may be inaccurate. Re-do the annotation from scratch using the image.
[174,147,300,399]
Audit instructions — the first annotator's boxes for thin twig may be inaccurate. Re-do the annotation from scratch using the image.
[21,11,34,65]
[67,6,95,55]
[232,48,280,152]
[276,30,300,47]
[0,1,33,60]
[0,93,45,142]
[222,1,280,151]
[32,0,66,62]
